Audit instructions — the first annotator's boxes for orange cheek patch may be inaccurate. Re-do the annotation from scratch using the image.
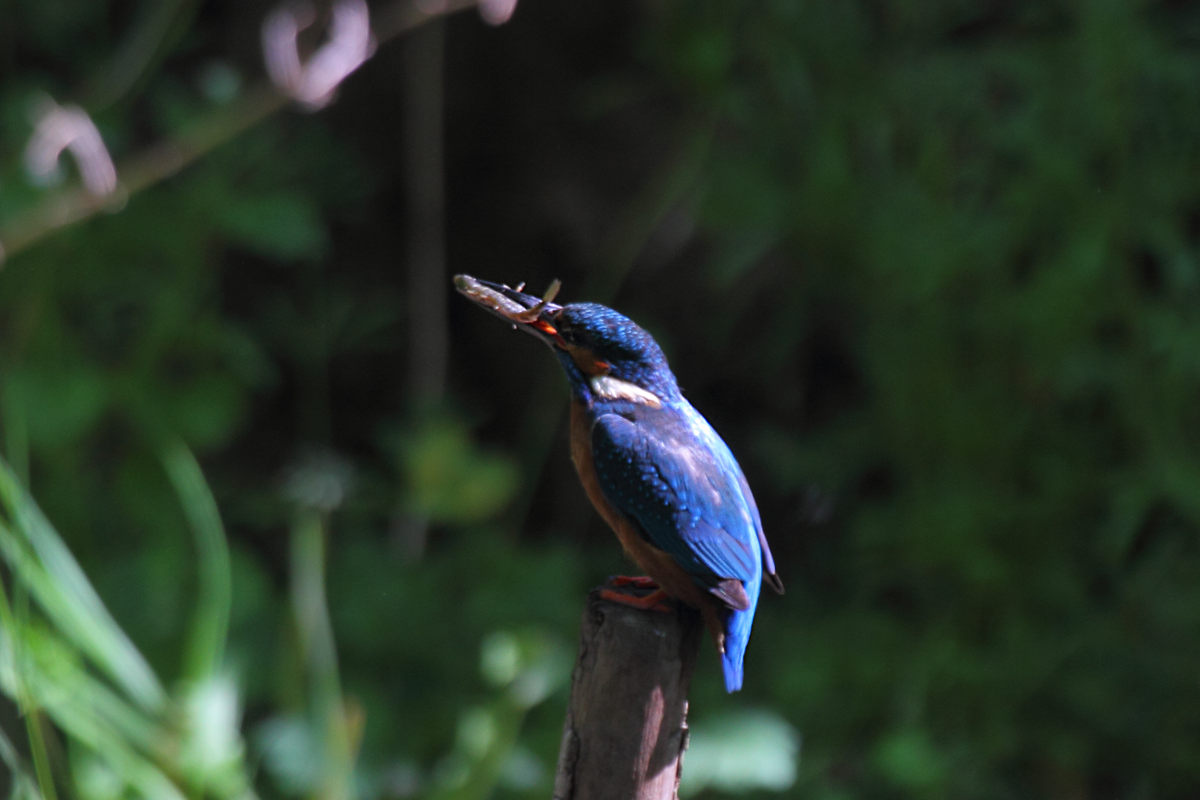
[566,345,611,376]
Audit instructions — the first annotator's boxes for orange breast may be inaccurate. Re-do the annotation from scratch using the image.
[568,400,728,652]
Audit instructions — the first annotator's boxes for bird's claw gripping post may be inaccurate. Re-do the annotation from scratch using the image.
[599,575,675,613]
[608,575,660,589]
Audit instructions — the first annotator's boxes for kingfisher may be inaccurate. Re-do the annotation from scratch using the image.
[454,274,783,692]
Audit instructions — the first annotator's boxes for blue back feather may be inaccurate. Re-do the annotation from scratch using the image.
[591,402,767,692]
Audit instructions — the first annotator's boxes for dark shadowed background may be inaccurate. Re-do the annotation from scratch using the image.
[1,1,1198,798]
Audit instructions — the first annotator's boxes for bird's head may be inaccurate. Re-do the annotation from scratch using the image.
[455,275,679,407]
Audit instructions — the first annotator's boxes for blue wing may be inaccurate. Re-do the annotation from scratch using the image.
[590,407,763,610]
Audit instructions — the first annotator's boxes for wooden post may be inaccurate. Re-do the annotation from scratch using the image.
[553,583,703,800]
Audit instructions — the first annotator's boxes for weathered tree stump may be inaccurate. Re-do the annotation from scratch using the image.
[553,583,703,800]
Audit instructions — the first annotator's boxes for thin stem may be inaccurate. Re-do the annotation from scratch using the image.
[160,439,232,683]
[290,510,354,800]
[0,0,480,266]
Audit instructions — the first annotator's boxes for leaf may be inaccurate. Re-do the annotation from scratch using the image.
[680,709,799,795]
[215,191,328,261]
[0,460,166,713]
[161,370,248,448]
[390,417,520,525]
[5,366,109,449]
[873,728,949,793]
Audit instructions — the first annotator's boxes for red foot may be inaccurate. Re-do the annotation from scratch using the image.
[608,575,659,589]
[599,587,675,613]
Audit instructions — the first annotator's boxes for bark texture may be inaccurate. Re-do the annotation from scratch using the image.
[553,585,702,800]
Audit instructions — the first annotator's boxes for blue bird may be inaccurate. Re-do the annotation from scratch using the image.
[455,275,783,692]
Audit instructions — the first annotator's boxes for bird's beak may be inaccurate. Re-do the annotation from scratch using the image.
[453,274,565,347]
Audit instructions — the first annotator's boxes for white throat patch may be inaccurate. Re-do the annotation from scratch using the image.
[589,375,662,408]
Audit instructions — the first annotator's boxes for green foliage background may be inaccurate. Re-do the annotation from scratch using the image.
[2,0,1199,798]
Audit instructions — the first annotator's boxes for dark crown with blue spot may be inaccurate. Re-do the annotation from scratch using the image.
[552,303,681,401]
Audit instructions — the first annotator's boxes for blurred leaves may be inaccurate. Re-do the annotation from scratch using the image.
[0,459,165,714]
[3,0,1200,798]
[645,1,1200,797]
[681,709,800,796]
[425,629,569,800]
[3,365,109,450]
[215,191,329,262]
[177,674,249,796]
[0,455,252,800]
[872,728,947,795]
[386,413,521,525]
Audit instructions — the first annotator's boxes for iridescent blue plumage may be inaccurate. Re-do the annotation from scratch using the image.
[454,277,783,692]
[590,404,774,691]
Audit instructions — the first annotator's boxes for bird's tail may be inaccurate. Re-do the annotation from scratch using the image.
[721,605,755,693]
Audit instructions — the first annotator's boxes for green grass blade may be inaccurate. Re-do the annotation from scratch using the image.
[0,723,43,800]
[0,460,166,712]
[0,569,58,800]
[159,438,232,683]
[0,621,186,800]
